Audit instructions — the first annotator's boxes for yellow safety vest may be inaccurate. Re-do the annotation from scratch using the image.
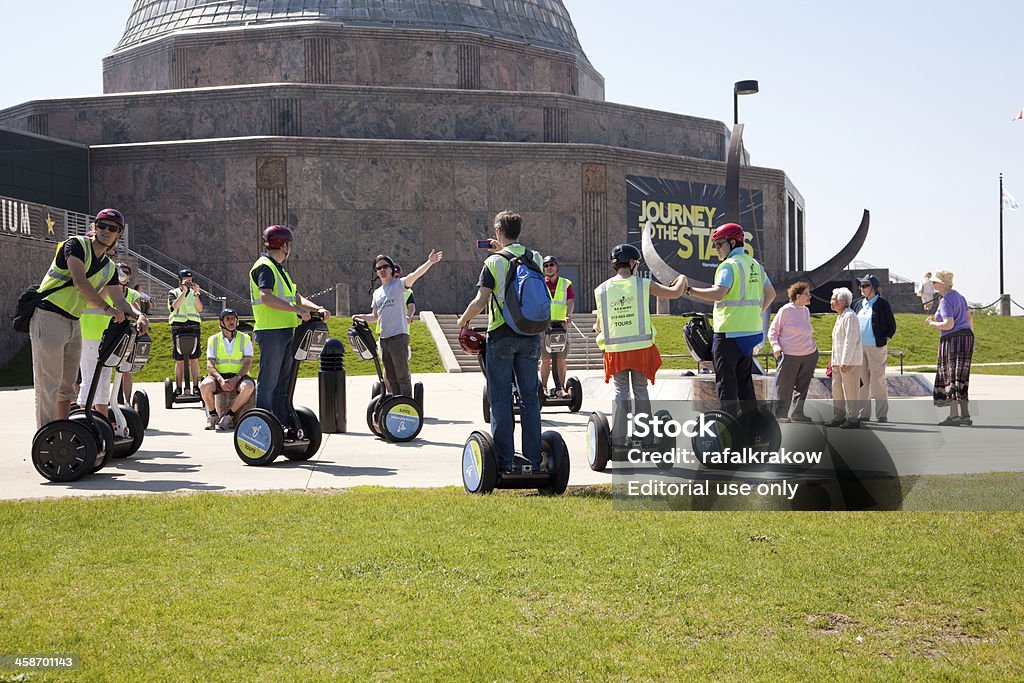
[168,287,201,324]
[36,236,117,319]
[484,245,543,332]
[210,331,251,374]
[249,254,298,331]
[712,252,765,334]
[594,275,656,352]
[549,277,571,321]
[79,288,140,341]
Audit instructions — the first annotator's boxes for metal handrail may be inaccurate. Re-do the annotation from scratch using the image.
[133,244,247,308]
[570,319,592,371]
[128,247,229,316]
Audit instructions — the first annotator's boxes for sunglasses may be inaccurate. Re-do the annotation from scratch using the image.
[712,240,728,249]
[544,263,557,268]
[375,264,392,272]
[96,223,123,233]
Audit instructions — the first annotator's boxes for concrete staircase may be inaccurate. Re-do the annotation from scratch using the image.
[428,312,601,373]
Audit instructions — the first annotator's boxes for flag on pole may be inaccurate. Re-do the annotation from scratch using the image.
[1004,187,1021,211]
[1014,108,1024,121]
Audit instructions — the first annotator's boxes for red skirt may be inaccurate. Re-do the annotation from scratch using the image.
[603,344,662,384]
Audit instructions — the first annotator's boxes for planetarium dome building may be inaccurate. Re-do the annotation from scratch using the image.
[0,0,809,317]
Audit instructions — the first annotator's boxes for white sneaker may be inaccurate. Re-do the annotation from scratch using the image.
[206,413,218,430]
[216,414,235,431]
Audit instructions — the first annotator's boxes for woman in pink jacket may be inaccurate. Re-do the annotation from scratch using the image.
[767,282,818,422]
[828,287,864,429]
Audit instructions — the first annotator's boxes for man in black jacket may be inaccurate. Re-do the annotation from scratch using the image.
[853,275,897,422]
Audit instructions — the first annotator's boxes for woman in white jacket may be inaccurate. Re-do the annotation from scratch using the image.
[828,287,864,428]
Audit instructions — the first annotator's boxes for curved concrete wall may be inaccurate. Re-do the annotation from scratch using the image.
[102,25,604,100]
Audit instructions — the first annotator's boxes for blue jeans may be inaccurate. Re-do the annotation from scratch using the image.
[486,334,542,470]
[254,328,294,424]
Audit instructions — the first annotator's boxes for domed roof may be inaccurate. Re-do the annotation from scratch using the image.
[115,0,587,59]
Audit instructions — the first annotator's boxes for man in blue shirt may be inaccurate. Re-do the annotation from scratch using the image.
[852,275,897,423]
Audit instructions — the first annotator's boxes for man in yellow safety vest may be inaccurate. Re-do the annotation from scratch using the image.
[167,268,204,396]
[30,208,149,429]
[540,255,574,398]
[686,223,776,407]
[249,225,331,425]
[199,308,255,431]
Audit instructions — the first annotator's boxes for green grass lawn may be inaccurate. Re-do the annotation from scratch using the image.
[652,313,1024,373]
[1,487,1022,679]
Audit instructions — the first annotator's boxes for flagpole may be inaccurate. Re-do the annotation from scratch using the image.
[1000,173,1005,296]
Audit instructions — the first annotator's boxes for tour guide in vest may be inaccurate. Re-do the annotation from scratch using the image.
[76,262,147,418]
[594,244,687,444]
[249,225,331,426]
[456,210,545,473]
[685,223,776,406]
[199,308,255,431]
[167,269,204,397]
[352,250,443,397]
[540,255,575,398]
[30,209,150,430]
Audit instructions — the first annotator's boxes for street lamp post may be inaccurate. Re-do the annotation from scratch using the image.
[733,80,759,125]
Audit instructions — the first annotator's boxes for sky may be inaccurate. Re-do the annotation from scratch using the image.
[1,1,1022,309]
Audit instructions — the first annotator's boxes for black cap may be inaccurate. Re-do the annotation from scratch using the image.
[856,274,880,290]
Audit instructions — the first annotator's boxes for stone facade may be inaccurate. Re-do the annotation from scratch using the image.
[102,25,604,101]
[0,85,724,160]
[87,137,790,314]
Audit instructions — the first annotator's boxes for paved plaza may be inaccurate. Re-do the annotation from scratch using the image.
[3,371,1023,501]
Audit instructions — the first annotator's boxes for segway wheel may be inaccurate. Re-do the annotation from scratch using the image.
[367,394,384,437]
[234,408,284,466]
[414,382,424,414]
[538,430,570,495]
[371,382,383,399]
[31,420,98,482]
[692,410,744,470]
[285,406,322,461]
[587,412,612,472]
[462,430,497,494]
[566,376,583,413]
[164,378,174,410]
[482,385,490,424]
[737,406,783,454]
[653,409,675,471]
[132,390,150,430]
[68,411,116,473]
[377,396,423,443]
[112,406,146,459]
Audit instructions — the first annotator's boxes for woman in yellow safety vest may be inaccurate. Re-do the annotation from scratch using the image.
[594,243,687,444]
[76,262,145,416]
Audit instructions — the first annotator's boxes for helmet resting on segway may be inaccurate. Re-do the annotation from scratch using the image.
[459,328,486,355]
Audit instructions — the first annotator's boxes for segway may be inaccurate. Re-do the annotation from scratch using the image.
[105,326,151,458]
[539,321,583,413]
[691,406,782,469]
[233,314,329,465]
[164,327,203,409]
[477,332,545,423]
[31,319,143,481]
[116,383,150,431]
[586,409,675,472]
[349,320,424,443]
[462,430,571,495]
[683,314,714,363]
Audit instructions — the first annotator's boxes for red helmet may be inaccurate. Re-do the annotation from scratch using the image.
[710,223,744,245]
[94,208,125,231]
[262,225,294,249]
[459,328,486,355]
